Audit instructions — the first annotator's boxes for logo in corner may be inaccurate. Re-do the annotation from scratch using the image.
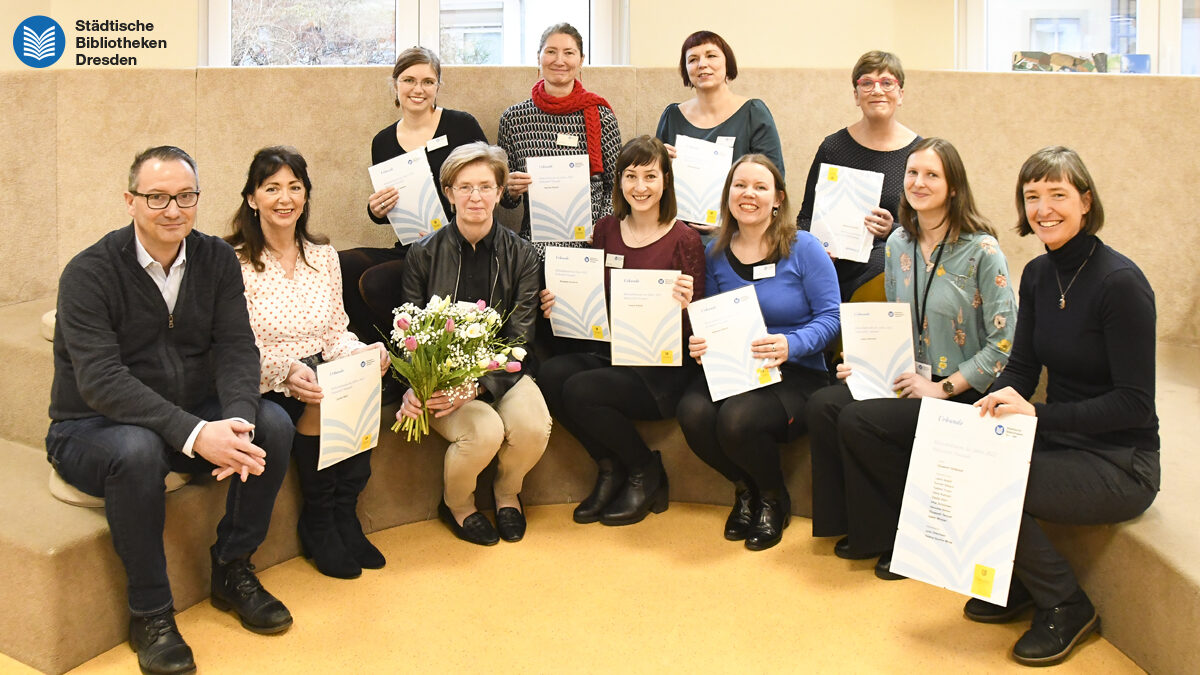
[13,16,65,68]
[994,424,1005,435]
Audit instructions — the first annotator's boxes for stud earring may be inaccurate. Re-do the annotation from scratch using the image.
[772,206,779,218]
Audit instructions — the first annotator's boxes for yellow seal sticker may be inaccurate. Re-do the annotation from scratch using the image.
[756,368,771,384]
[971,564,996,598]
[660,350,674,365]
[430,218,443,230]
[705,210,718,224]
[827,167,839,181]
[574,225,587,240]
[360,434,374,450]
[591,325,605,339]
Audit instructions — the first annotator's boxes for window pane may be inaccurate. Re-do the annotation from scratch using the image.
[986,0,1138,72]
[438,0,590,66]
[1184,1,1200,75]
[231,0,396,66]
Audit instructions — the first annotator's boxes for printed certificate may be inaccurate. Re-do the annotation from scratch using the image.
[841,302,915,400]
[368,148,448,245]
[316,353,382,470]
[891,398,1036,603]
[688,285,780,401]
[610,269,681,367]
[527,154,592,242]
[544,246,609,341]
[673,134,734,227]
[810,163,884,263]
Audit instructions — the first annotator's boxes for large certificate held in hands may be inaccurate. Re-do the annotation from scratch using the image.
[688,286,781,401]
[316,354,382,470]
[810,163,884,263]
[527,154,592,242]
[610,269,681,367]
[673,134,734,227]
[841,302,914,400]
[544,246,609,341]
[891,398,1036,603]
[368,148,448,245]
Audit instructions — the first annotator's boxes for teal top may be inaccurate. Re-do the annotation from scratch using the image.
[884,228,1017,392]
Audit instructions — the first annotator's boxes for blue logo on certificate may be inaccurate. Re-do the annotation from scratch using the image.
[994,424,1004,435]
[13,16,65,68]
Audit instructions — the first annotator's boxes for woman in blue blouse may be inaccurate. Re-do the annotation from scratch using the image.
[676,154,839,551]
[805,137,1017,578]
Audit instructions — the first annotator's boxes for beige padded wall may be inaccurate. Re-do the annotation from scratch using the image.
[3,66,1197,344]
[0,72,57,305]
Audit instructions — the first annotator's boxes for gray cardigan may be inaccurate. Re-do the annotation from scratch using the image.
[49,225,262,451]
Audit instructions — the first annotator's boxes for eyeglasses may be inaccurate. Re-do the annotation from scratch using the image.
[131,191,200,209]
[856,77,899,93]
[398,76,439,89]
[450,184,500,196]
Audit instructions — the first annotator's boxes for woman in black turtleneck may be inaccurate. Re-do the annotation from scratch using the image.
[970,146,1159,667]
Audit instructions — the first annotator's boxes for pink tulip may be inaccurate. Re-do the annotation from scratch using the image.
[505,361,522,373]
[476,299,487,310]
[445,318,455,332]
[404,336,418,351]
[487,360,501,371]
[395,316,410,331]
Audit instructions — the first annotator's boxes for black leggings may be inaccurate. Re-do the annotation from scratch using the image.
[676,368,826,496]
[338,247,405,340]
[537,353,665,471]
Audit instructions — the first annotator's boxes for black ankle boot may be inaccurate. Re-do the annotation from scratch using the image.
[600,451,668,526]
[291,434,361,579]
[1012,589,1099,666]
[333,451,385,569]
[210,551,292,634]
[745,492,790,551]
[573,458,626,524]
[129,608,194,675]
[724,481,758,541]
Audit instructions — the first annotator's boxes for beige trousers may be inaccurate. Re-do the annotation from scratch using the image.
[430,375,552,512]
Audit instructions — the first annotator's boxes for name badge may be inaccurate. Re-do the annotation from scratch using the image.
[426,135,449,151]
[556,133,579,147]
[605,253,624,268]
[915,361,933,380]
[716,136,736,147]
[752,263,775,280]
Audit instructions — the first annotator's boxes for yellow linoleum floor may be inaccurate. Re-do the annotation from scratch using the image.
[9,503,1143,674]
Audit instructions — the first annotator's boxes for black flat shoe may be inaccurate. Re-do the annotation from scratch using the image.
[745,495,790,551]
[874,552,907,581]
[1012,590,1099,666]
[496,496,526,542]
[129,608,195,675]
[724,483,756,541]
[834,536,880,560]
[438,500,499,546]
[573,459,626,524]
[965,579,1034,623]
[210,554,293,634]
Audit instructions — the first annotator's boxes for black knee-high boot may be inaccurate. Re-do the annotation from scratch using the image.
[291,433,361,579]
[333,450,385,569]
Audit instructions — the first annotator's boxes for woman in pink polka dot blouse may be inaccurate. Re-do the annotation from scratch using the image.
[226,146,391,580]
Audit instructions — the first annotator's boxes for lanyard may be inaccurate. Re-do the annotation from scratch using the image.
[912,228,951,350]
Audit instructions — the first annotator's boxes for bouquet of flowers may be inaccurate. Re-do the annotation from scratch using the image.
[387,295,526,442]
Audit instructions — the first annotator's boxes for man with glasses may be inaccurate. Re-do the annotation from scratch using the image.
[46,146,294,675]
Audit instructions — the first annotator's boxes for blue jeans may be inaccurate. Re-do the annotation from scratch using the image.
[45,397,293,616]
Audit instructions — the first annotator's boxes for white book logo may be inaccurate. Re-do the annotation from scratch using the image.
[23,25,56,61]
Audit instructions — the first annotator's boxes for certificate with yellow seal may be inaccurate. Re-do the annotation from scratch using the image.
[368,147,448,245]
[316,353,382,470]
[610,269,681,367]
[891,398,1036,602]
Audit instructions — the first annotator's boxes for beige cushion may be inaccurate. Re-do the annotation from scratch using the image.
[49,467,192,508]
[40,309,55,341]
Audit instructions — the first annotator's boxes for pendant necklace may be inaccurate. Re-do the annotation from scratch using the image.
[1054,241,1097,310]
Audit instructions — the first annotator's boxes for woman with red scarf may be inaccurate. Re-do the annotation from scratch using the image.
[497,23,623,258]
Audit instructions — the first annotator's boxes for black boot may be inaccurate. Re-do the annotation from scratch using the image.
[291,434,361,579]
[573,458,626,524]
[333,450,386,569]
[745,491,790,551]
[210,550,292,634]
[600,451,668,526]
[724,481,758,541]
[129,607,195,675]
[1012,589,1100,666]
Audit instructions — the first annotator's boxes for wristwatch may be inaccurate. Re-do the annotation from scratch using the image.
[941,379,956,397]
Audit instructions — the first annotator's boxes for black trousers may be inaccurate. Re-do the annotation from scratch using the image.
[677,366,829,499]
[536,352,669,471]
[339,246,406,342]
